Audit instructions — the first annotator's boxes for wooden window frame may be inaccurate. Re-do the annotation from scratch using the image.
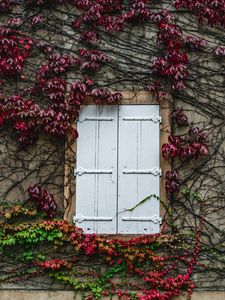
[63,91,171,236]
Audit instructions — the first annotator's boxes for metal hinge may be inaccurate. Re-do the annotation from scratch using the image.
[74,167,113,176]
[122,115,162,123]
[73,214,113,223]
[123,167,162,176]
[122,215,162,224]
[78,117,114,122]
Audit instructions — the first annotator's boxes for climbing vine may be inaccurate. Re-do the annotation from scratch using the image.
[0,0,225,299]
[0,187,205,299]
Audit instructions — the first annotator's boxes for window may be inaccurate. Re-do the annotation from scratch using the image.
[74,105,161,234]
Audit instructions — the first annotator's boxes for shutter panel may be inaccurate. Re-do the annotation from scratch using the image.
[75,105,118,234]
[118,105,161,234]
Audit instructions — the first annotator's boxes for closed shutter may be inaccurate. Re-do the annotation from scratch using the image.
[74,105,161,234]
[74,105,118,234]
[118,105,161,234]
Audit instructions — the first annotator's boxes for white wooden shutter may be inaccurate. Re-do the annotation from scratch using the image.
[118,105,161,234]
[74,105,118,234]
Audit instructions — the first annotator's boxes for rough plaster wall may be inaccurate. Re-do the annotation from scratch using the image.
[0,132,65,212]
[172,101,225,289]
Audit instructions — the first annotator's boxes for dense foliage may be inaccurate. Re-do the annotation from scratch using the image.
[0,189,205,299]
[0,0,209,147]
